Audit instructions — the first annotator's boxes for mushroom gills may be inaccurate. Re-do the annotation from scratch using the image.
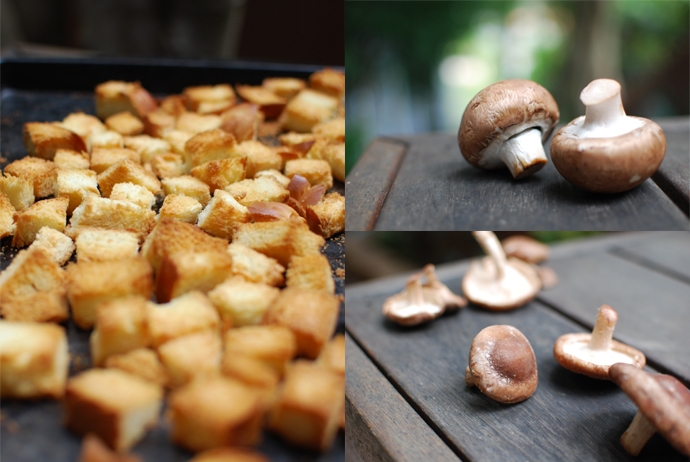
[562,342,636,366]
[498,128,547,179]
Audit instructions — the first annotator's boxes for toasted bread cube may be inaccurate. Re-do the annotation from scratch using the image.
[197,189,250,240]
[185,129,238,167]
[151,152,187,179]
[23,122,86,160]
[234,140,282,178]
[262,77,306,99]
[123,135,171,164]
[163,130,194,156]
[78,433,143,462]
[56,168,100,214]
[0,174,35,212]
[254,169,290,188]
[67,257,153,329]
[309,68,345,98]
[54,149,89,170]
[317,334,345,376]
[104,348,169,388]
[190,157,247,192]
[0,192,16,238]
[142,109,175,138]
[284,159,333,190]
[105,111,144,136]
[29,227,74,265]
[95,81,158,119]
[61,112,107,143]
[110,182,156,209]
[268,360,343,451]
[281,90,338,133]
[12,197,68,248]
[97,159,162,197]
[75,228,139,263]
[89,130,125,150]
[221,354,279,407]
[190,448,269,462]
[160,95,188,118]
[184,84,237,115]
[312,117,345,142]
[219,103,263,142]
[262,288,339,359]
[176,112,222,134]
[318,142,345,182]
[232,220,325,267]
[4,157,57,198]
[306,192,344,238]
[208,276,280,327]
[168,376,263,451]
[158,331,222,388]
[279,132,317,147]
[140,218,227,275]
[68,195,156,241]
[90,296,150,366]
[224,326,296,375]
[155,250,234,303]
[235,85,286,119]
[226,242,285,286]
[64,369,163,452]
[0,321,69,398]
[224,176,288,207]
[147,291,219,347]
[157,194,202,224]
[286,254,334,294]
[90,148,140,174]
[161,175,211,206]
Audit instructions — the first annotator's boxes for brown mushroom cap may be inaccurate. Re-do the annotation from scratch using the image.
[609,363,690,456]
[466,325,538,404]
[502,235,550,264]
[382,274,444,326]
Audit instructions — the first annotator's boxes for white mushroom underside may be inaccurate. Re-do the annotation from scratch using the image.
[386,299,443,319]
[464,259,537,306]
[563,115,644,139]
[562,341,636,366]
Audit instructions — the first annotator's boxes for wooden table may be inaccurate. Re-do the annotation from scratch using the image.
[346,118,690,231]
[345,232,690,461]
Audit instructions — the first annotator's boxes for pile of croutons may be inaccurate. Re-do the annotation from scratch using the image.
[0,68,345,460]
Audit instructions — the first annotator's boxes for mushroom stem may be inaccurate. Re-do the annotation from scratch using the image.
[406,275,424,306]
[579,79,641,138]
[499,128,548,179]
[465,366,475,387]
[423,264,440,285]
[588,304,618,352]
[620,410,657,456]
[472,231,508,279]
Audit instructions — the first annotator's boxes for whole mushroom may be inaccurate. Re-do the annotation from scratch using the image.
[458,79,559,179]
[421,264,467,311]
[382,274,444,326]
[550,78,666,193]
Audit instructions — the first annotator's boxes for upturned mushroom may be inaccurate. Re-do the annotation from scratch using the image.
[502,235,550,264]
[462,231,542,310]
[466,325,538,404]
[382,274,444,326]
[609,363,690,456]
[421,264,467,311]
[550,78,666,193]
[458,79,559,179]
[553,304,645,380]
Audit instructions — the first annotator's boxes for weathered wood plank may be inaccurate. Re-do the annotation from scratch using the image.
[653,118,690,216]
[610,232,690,284]
[346,139,408,231]
[345,334,461,462]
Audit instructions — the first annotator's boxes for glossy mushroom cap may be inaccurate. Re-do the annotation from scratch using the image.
[458,79,559,179]
[502,235,550,264]
[466,325,538,404]
[550,78,666,193]
[609,363,690,456]
[553,304,646,380]
[382,274,444,326]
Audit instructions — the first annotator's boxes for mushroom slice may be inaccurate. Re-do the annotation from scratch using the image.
[553,304,645,380]
[382,274,444,326]
[550,79,666,193]
[465,325,538,404]
[421,264,466,311]
[462,231,542,311]
[609,363,690,456]
[458,80,559,179]
[502,235,550,264]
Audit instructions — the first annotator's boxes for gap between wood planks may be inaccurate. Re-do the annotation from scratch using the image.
[608,246,690,286]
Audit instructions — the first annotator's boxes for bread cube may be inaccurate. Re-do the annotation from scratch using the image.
[89,130,125,150]
[317,334,345,376]
[262,288,339,359]
[176,112,222,134]
[168,376,263,451]
[309,68,345,98]
[254,169,290,188]
[54,149,89,170]
[208,276,280,327]
[286,254,334,294]
[90,148,140,174]
[224,176,289,207]
[75,228,139,263]
[262,77,306,99]
[190,448,268,462]
[279,132,316,147]
[56,168,100,214]
[312,117,345,141]
[221,354,279,406]
[147,291,220,347]
[157,194,202,224]
[0,192,16,239]
[232,220,325,267]
[163,129,194,156]
[155,250,233,303]
[67,257,153,329]
[4,157,57,198]
[268,360,343,451]
[197,189,251,240]
[0,321,69,398]
[219,102,263,142]
[104,348,169,388]
[235,85,286,119]
[184,84,236,115]
[110,182,156,209]
[28,227,74,265]
[61,112,107,142]
[190,157,246,192]
[320,142,345,182]
[105,111,145,136]
[151,152,187,179]
[158,331,222,388]
[97,159,162,197]
[68,195,156,241]
[95,80,158,119]
[161,175,211,206]
[224,326,296,375]
[159,95,188,118]
[0,174,35,212]
[78,434,143,462]
[64,369,163,452]
[90,296,150,366]
[12,196,68,248]
[284,159,333,190]
[226,242,285,286]
[306,192,344,238]
[24,122,86,159]
[142,109,175,139]
[123,135,171,164]
[234,140,282,178]
[185,129,238,167]
[280,90,338,133]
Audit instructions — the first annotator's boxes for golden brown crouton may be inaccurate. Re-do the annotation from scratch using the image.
[185,129,238,167]
[196,189,251,240]
[104,348,169,388]
[168,376,263,452]
[142,109,176,139]
[232,220,325,267]
[147,291,220,347]
[64,369,163,452]
[190,447,269,462]
[123,135,172,164]
[66,257,153,329]
[220,354,279,407]
[158,331,222,388]
[184,84,237,115]
[54,149,90,170]
[262,77,306,99]
[28,227,74,266]
[234,140,283,178]
[280,89,338,133]
[309,68,345,98]
[0,192,16,239]
[151,152,187,179]
[284,158,333,190]
[155,250,233,303]
[317,334,345,376]
[89,130,125,150]
[161,175,211,206]
[56,168,100,214]
[67,195,156,242]
[254,169,291,188]
[12,196,69,248]
[157,194,203,224]
[318,142,345,182]
[262,288,339,359]
[95,80,158,119]
[23,122,86,160]
[61,112,107,143]
[224,176,289,207]
[312,117,345,142]
[235,85,286,119]
[0,174,35,212]
[97,159,162,197]
[78,433,143,462]
[224,326,297,375]
[105,111,145,136]
[219,103,263,142]
[208,276,280,327]
[90,148,140,174]
[176,112,222,134]
[90,296,150,366]
[190,157,247,192]
[226,242,285,287]
[278,132,317,147]
[0,321,69,399]
[4,157,58,198]
[159,95,188,118]
[75,228,139,263]
[307,192,344,238]
[110,182,156,209]
[286,254,335,294]
[163,130,194,157]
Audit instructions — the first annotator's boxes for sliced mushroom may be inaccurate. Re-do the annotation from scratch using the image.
[609,363,690,456]
[458,80,559,179]
[550,79,666,193]
[553,304,645,380]
[462,231,542,310]
[382,274,444,326]
[466,325,538,404]
[421,264,466,311]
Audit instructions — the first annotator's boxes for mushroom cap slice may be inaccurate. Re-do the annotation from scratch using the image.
[502,235,550,264]
[609,363,690,456]
[462,256,541,311]
[382,275,444,326]
[466,325,538,404]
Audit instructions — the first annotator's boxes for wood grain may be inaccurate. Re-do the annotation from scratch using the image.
[610,232,690,284]
[653,118,690,216]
